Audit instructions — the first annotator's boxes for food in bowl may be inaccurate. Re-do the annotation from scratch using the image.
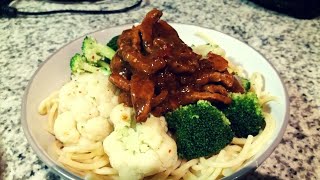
[38,8,277,180]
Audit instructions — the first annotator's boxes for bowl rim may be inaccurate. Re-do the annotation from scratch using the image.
[21,22,290,180]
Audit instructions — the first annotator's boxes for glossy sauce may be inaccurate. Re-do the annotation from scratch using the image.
[109,9,244,122]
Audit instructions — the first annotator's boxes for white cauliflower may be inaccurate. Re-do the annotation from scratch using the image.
[77,116,113,142]
[70,96,99,122]
[103,104,178,180]
[109,103,134,128]
[97,97,118,120]
[54,72,118,144]
[58,73,118,121]
[54,111,80,144]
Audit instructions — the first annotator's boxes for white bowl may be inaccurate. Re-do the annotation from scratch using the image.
[21,23,289,180]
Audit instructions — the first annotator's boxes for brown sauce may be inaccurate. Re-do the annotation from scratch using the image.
[109,8,244,122]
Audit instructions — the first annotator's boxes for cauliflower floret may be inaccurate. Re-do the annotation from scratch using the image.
[54,111,80,144]
[77,116,113,142]
[58,72,118,122]
[109,104,133,128]
[85,73,117,101]
[58,78,99,122]
[136,116,175,168]
[54,72,119,144]
[70,96,99,122]
[58,80,78,113]
[103,114,178,180]
[98,101,116,119]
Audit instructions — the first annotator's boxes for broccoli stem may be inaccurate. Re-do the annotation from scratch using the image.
[99,45,116,60]
[97,60,111,76]
[97,60,110,70]
[82,63,99,73]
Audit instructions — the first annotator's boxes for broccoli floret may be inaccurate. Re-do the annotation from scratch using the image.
[107,35,120,51]
[70,36,113,76]
[165,100,234,160]
[239,77,251,92]
[82,36,116,63]
[70,53,99,74]
[70,53,111,75]
[223,92,265,138]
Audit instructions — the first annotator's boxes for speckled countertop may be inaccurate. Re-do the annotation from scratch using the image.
[0,0,319,179]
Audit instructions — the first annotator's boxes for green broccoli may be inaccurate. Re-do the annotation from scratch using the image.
[239,77,251,92]
[70,53,98,74]
[97,60,111,76]
[165,100,234,160]
[82,36,116,63]
[107,35,120,51]
[70,53,111,76]
[223,92,265,138]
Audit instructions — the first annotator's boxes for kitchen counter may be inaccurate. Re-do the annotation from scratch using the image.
[0,0,319,179]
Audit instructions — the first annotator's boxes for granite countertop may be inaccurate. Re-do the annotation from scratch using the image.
[0,0,319,179]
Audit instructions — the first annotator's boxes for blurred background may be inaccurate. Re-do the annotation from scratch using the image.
[2,0,319,19]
